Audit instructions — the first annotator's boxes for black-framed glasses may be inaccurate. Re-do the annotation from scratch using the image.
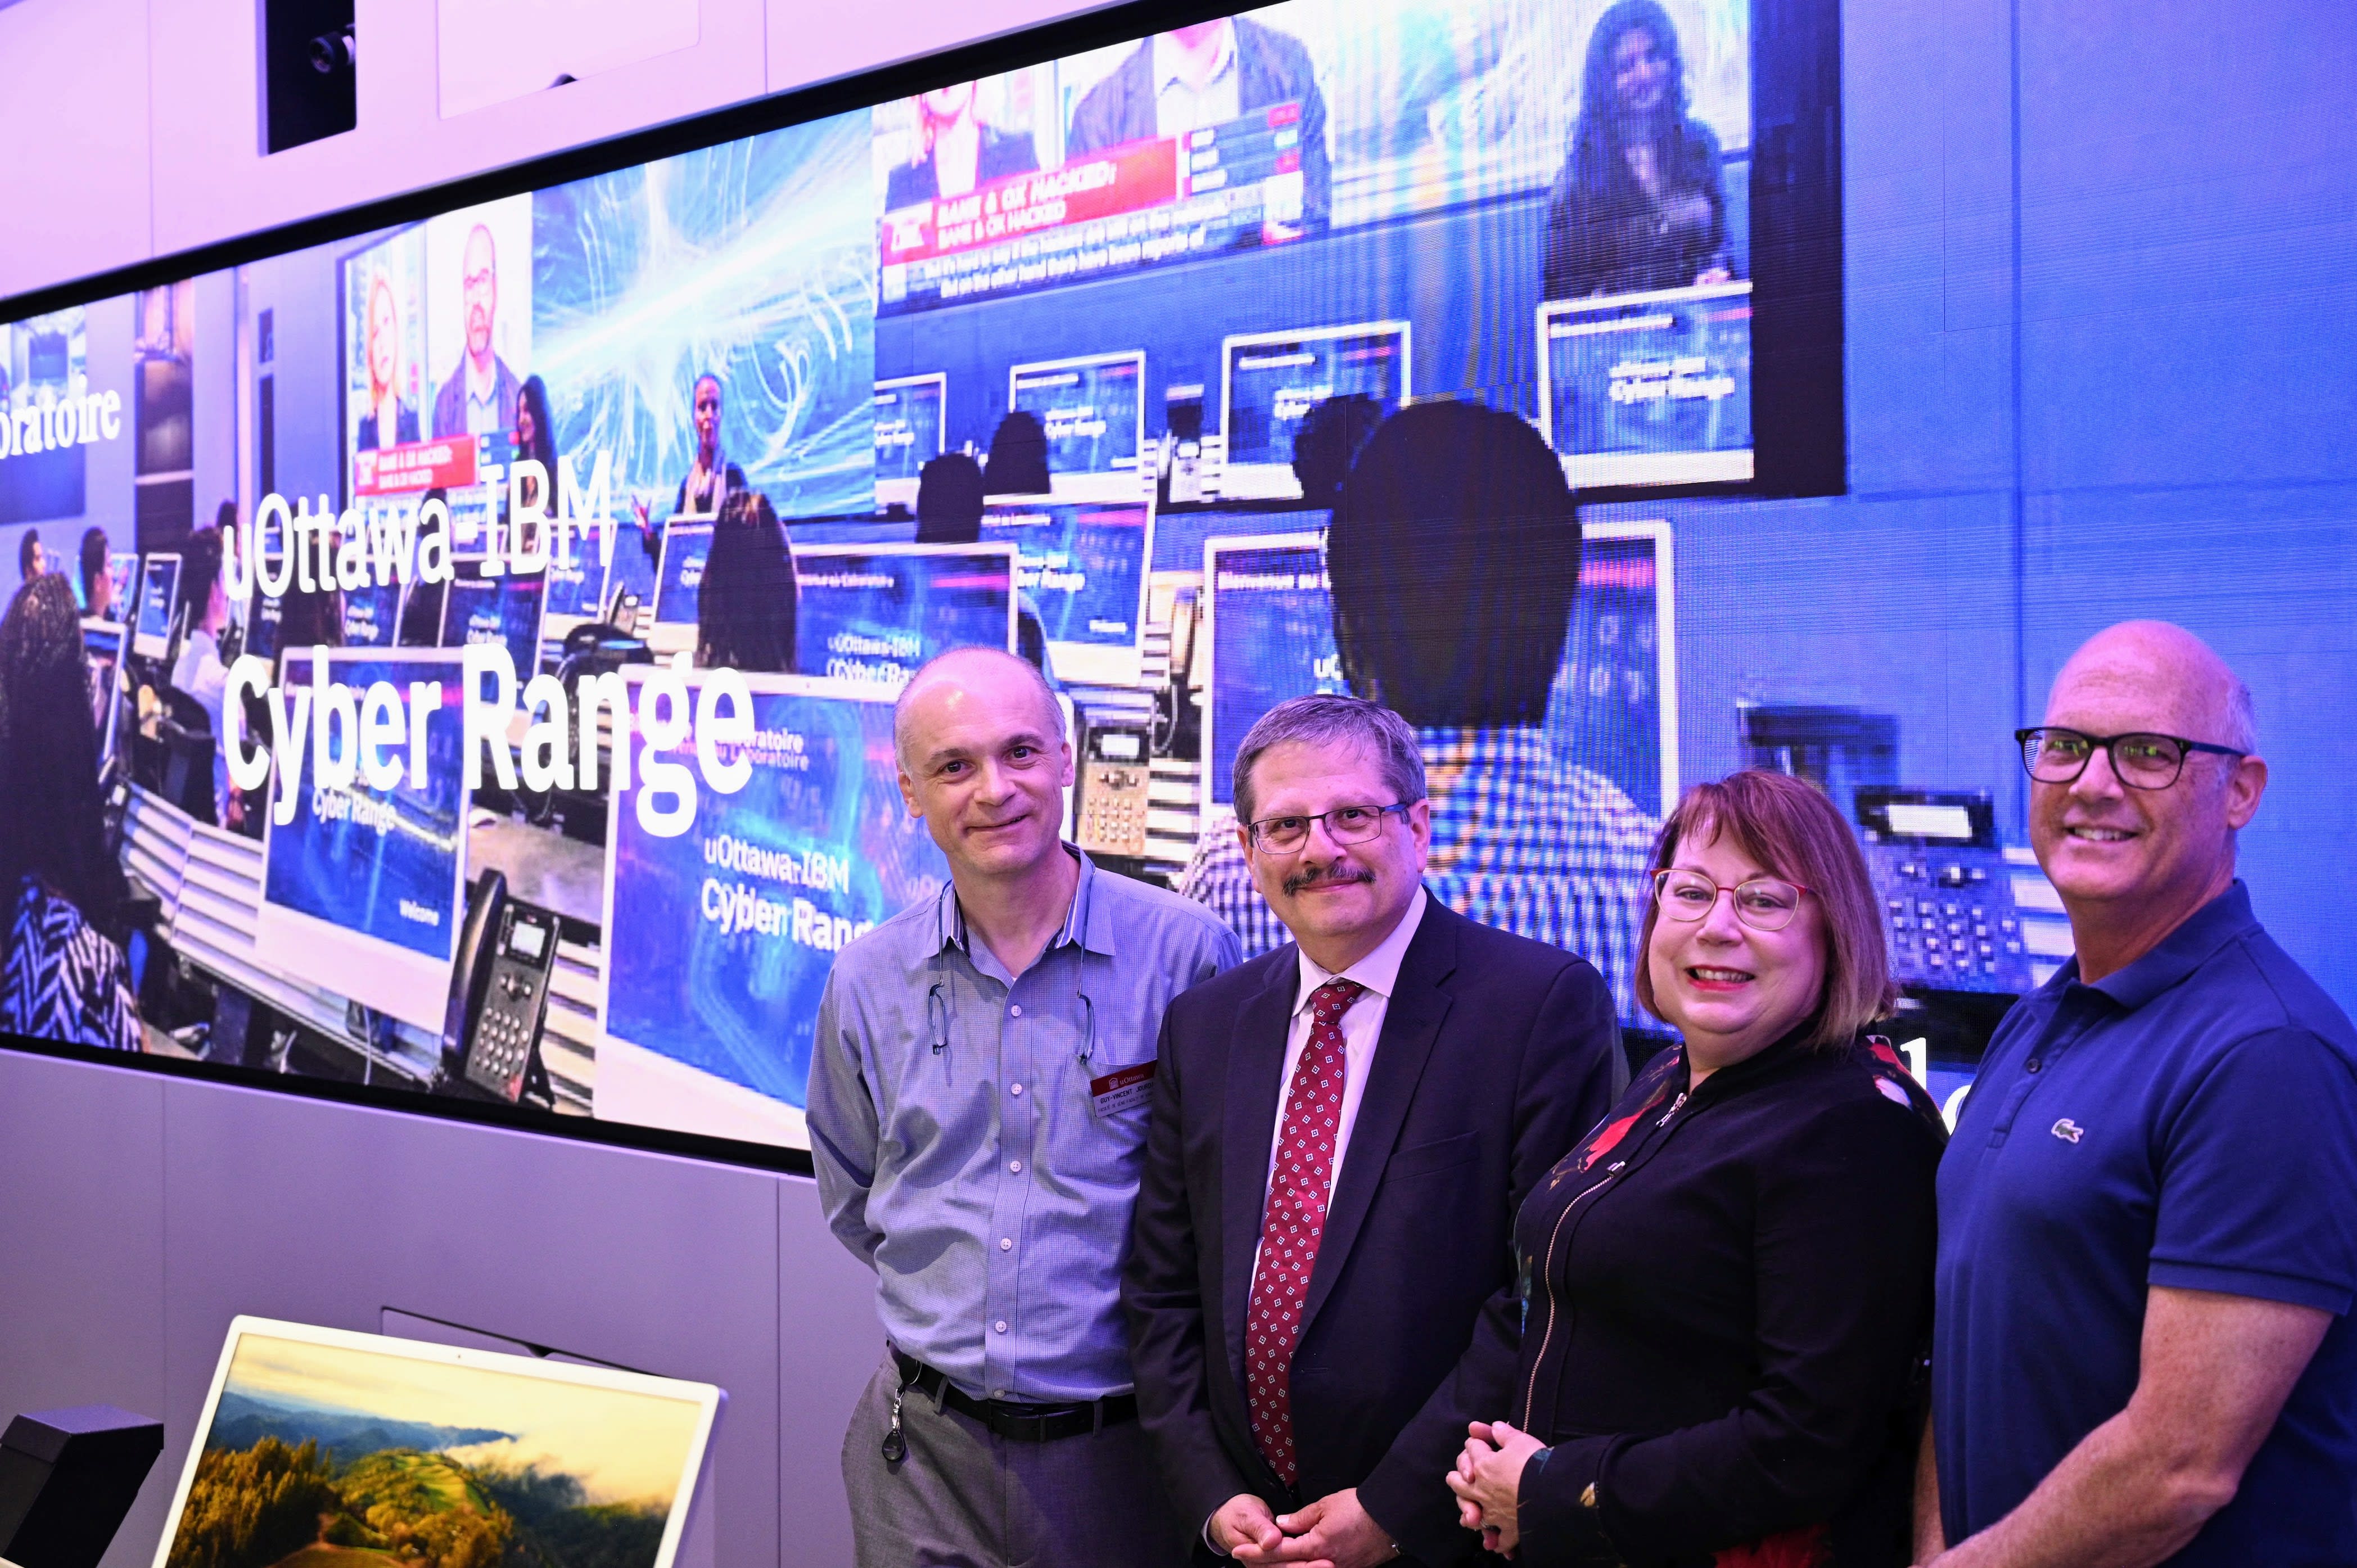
[2015,727,2246,791]
[1652,868,1812,933]
[1245,802,1411,855]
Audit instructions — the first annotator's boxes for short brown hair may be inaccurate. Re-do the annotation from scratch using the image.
[1634,770,1897,1049]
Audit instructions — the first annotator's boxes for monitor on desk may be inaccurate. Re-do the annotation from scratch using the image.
[874,373,946,512]
[440,559,548,678]
[151,1315,721,1568]
[1219,323,1410,499]
[132,554,180,662]
[338,575,405,648]
[648,523,715,656]
[105,550,138,613]
[541,523,617,643]
[1539,283,1755,489]
[255,649,471,1033]
[81,618,125,774]
[792,541,1017,690]
[598,672,949,1148]
[1008,353,1145,499]
[980,499,1153,687]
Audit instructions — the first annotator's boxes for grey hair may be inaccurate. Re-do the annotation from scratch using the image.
[1232,693,1428,826]
[2221,675,2257,754]
[892,645,1065,771]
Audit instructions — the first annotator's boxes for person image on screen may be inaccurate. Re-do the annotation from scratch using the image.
[356,270,419,453]
[17,530,42,587]
[1124,693,1625,1567]
[0,573,142,1051]
[79,527,114,620]
[696,490,799,674]
[634,372,747,555]
[807,646,1241,1568]
[431,223,523,440]
[1918,623,2357,1568]
[1449,770,1944,1565]
[887,80,1040,211]
[1290,393,1386,512]
[170,521,238,828]
[1178,401,1659,1018]
[509,373,559,561]
[1065,15,1333,240]
[1541,0,1733,301]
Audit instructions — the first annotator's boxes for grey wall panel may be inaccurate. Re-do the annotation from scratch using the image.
[0,1052,170,1568]
[777,1174,887,1561]
[155,1073,797,1566]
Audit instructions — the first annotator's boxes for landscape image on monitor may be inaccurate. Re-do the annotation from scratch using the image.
[165,1333,702,1568]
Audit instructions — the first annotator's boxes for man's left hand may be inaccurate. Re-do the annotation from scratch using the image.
[1265,1488,1401,1568]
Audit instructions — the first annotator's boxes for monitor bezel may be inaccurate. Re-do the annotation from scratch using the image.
[1006,350,1150,501]
[981,496,1156,686]
[81,616,127,772]
[439,556,550,676]
[874,371,949,512]
[789,539,1020,685]
[1216,319,1413,501]
[1536,282,1758,491]
[254,645,474,1034]
[133,552,182,661]
[1199,528,1329,814]
[148,1313,724,1568]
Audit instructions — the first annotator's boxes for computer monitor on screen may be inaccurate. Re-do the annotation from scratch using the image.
[440,558,548,677]
[980,499,1154,687]
[1200,520,1678,819]
[598,672,950,1149]
[1218,322,1411,500]
[338,575,405,648]
[792,542,1017,690]
[1008,353,1146,500]
[105,551,138,612]
[82,618,125,774]
[151,1315,721,1568]
[1538,282,1755,488]
[541,524,616,643]
[132,554,180,661]
[255,648,471,1033]
[648,523,716,656]
[875,373,947,512]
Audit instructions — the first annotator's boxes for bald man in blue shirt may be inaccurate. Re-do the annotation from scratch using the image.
[1922,621,2357,1568]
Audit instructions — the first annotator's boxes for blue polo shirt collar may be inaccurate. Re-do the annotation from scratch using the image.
[933,847,1113,961]
[2057,880,2260,1013]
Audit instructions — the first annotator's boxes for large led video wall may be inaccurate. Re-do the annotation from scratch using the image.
[0,0,1855,1163]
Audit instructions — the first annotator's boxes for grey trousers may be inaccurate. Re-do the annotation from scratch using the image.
[841,1353,1188,1568]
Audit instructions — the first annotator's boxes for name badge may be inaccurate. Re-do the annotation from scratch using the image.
[1089,1059,1157,1118]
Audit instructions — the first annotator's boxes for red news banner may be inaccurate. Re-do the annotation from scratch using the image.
[883,140,1181,265]
[355,437,478,497]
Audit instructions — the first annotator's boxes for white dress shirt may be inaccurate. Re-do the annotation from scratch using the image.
[1153,22,1243,139]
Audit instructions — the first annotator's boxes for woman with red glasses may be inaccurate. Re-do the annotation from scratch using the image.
[1451,769,1946,1567]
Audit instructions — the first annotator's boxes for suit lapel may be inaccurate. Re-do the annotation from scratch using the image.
[1298,901,1460,1338]
[1221,952,1299,1379]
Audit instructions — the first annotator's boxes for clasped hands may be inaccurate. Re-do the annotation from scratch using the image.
[1212,1486,1400,1568]
[1447,1420,1546,1556]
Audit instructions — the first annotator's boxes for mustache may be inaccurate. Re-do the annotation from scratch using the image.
[1283,863,1375,897]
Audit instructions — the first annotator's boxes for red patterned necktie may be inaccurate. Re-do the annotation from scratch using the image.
[1245,976,1364,1488]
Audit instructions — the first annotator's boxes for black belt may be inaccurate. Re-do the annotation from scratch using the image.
[891,1348,1137,1443]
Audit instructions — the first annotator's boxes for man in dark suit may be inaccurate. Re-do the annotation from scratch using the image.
[1125,693,1625,1565]
[1064,16,1332,237]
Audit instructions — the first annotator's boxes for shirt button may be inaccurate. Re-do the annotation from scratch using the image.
[1010,1082,1023,1096]
[1008,1159,1023,1173]
[2026,1058,2042,1073]
[1000,1237,1013,1250]
[1009,1004,1023,1018]
[994,1320,1008,1334]
[994,1389,1009,1398]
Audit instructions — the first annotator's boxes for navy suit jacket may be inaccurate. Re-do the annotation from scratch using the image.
[1123,897,1624,1564]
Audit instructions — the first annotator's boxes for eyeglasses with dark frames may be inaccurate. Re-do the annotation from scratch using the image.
[1244,802,1412,855]
[2014,727,2246,791]
[1652,868,1813,933]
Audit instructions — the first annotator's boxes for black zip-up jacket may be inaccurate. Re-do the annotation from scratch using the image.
[1503,1032,1945,1567]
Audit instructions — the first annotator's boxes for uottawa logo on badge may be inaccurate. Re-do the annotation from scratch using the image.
[1090,1059,1156,1118]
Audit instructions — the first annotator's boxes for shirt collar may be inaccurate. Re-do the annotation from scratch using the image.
[935,846,1110,960]
[2062,879,2260,1013]
[1153,23,1237,98]
[1294,886,1428,1017]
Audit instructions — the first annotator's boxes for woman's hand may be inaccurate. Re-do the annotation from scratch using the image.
[1449,1420,1546,1555]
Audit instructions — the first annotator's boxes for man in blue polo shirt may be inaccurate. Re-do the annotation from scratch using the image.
[1920,621,2357,1567]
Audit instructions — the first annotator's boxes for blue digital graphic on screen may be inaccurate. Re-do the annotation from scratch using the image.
[654,525,714,627]
[982,502,1149,649]
[794,548,1015,688]
[1010,357,1142,475]
[441,567,546,677]
[1207,542,1345,808]
[543,531,610,620]
[873,378,943,483]
[262,659,467,964]
[137,558,179,643]
[340,577,404,647]
[1223,328,1406,467]
[604,685,949,1105]
[533,111,877,524]
[1544,284,1753,483]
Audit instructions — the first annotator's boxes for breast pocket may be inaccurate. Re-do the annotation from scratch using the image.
[1383,1130,1479,1182]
